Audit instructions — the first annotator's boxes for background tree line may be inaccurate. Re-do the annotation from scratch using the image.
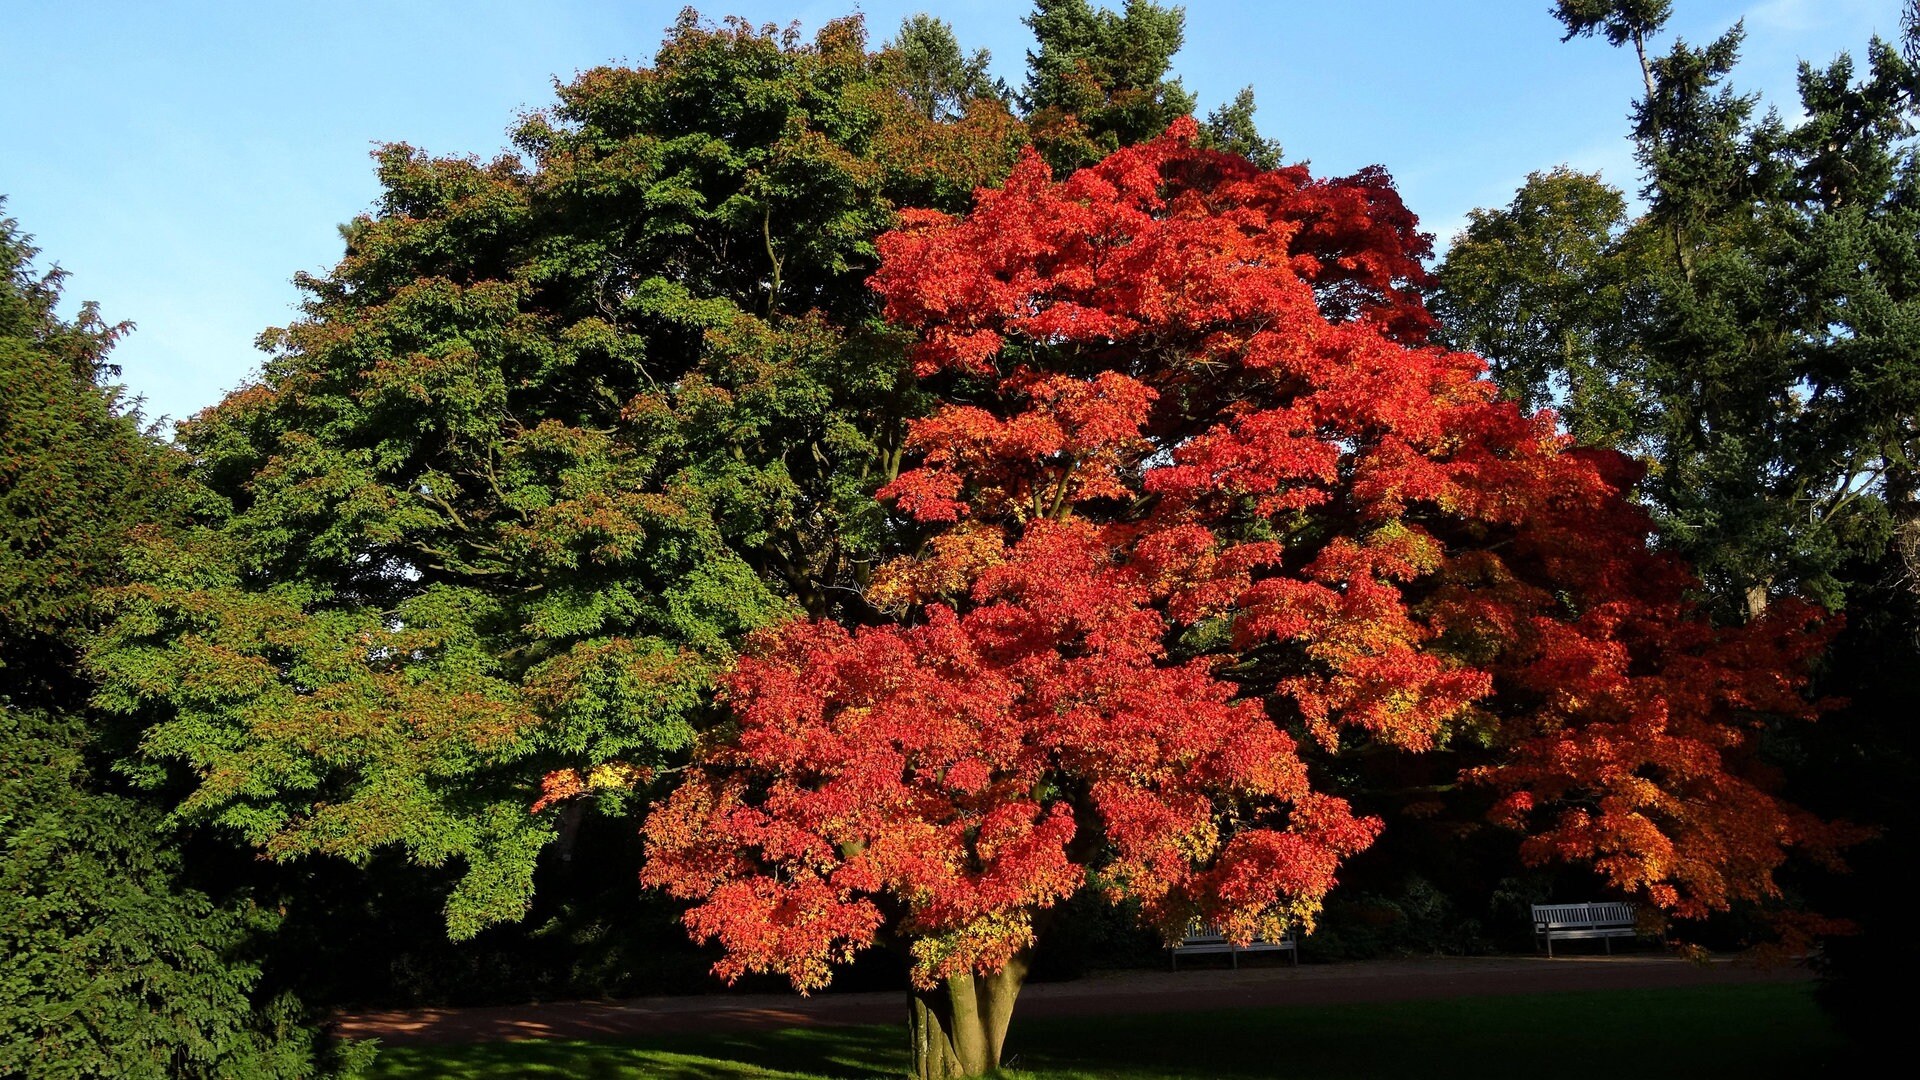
[1431,0,1920,1044]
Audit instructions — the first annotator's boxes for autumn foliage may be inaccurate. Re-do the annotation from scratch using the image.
[644,521,1379,991]
[643,119,1844,1000]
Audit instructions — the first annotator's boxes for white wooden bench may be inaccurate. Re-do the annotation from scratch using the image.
[1531,902,1637,957]
[1171,924,1297,969]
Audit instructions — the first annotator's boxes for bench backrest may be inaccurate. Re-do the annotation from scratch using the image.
[1178,922,1291,946]
[1531,902,1636,928]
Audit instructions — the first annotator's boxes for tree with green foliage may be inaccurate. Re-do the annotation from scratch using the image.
[0,205,363,1078]
[1436,1,1920,617]
[0,709,372,1080]
[0,214,169,704]
[1199,86,1284,170]
[1020,0,1199,170]
[89,10,1023,941]
[1019,2,1282,173]
[1431,167,1654,449]
[882,14,1006,122]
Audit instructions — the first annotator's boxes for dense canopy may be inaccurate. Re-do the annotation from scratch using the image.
[89,13,1029,937]
[642,122,1843,1075]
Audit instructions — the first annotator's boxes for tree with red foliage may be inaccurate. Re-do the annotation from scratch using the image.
[643,120,1844,1078]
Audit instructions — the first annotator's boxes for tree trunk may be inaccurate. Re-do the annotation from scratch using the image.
[906,953,1031,1079]
[1889,462,1920,596]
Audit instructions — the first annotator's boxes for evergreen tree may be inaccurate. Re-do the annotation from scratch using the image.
[0,210,163,706]
[1199,86,1283,170]
[1020,0,1198,170]
[0,205,363,1078]
[1436,1,1920,616]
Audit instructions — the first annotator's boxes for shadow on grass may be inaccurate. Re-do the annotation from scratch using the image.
[367,1023,905,1080]
[366,983,1860,1080]
[996,983,1860,1080]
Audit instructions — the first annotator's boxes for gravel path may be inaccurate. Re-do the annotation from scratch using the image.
[333,954,1812,1046]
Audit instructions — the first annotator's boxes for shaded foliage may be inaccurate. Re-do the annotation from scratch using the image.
[1433,2,1920,1045]
[0,206,359,1078]
[1800,552,1920,1049]
[1,709,370,1079]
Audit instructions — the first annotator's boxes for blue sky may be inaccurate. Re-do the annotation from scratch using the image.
[0,0,1900,426]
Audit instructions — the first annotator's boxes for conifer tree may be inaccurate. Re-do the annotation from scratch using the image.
[0,205,362,1080]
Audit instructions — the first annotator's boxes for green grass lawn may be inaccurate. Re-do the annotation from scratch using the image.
[362,982,1858,1080]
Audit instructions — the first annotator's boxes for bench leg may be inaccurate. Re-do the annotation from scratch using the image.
[1547,936,1554,959]
[1231,948,1239,971]
[1605,936,1611,955]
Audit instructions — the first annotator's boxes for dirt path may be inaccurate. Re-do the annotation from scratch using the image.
[333,954,1812,1046]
